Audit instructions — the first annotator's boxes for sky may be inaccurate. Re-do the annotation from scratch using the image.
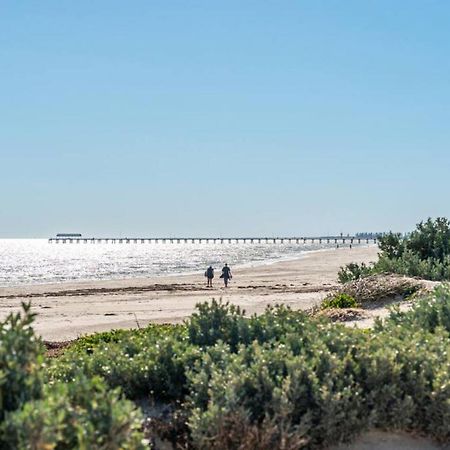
[1,1,450,237]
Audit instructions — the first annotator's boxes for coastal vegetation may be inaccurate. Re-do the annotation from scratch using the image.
[328,274,423,307]
[339,217,450,282]
[2,292,450,449]
[320,292,358,309]
[0,304,146,449]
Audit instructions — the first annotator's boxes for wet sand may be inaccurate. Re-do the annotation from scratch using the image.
[0,246,379,341]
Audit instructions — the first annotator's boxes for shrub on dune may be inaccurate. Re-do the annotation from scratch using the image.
[0,305,146,449]
[340,217,450,282]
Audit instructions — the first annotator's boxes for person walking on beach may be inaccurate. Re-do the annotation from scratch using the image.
[220,263,232,287]
[205,265,214,287]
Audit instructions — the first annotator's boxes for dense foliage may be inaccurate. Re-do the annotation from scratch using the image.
[337,262,373,284]
[0,304,146,449]
[3,290,450,449]
[50,294,450,449]
[340,217,450,282]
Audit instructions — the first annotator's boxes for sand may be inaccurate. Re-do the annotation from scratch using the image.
[0,246,379,341]
[331,430,447,450]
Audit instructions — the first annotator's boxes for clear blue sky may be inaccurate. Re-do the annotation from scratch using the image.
[1,1,450,237]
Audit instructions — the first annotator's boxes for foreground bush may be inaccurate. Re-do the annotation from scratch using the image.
[5,292,450,448]
[0,306,146,449]
[3,375,145,450]
[186,294,450,448]
[0,303,42,423]
[49,322,197,400]
[45,294,450,448]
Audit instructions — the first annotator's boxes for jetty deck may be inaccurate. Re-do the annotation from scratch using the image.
[48,236,377,245]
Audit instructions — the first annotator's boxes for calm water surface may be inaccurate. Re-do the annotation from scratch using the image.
[0,239,360,287]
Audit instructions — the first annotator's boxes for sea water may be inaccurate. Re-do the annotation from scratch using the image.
[0,239,360,287]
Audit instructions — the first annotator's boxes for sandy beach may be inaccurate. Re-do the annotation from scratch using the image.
[0,246,379,341]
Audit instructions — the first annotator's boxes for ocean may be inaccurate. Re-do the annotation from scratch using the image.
[0,239,361,287]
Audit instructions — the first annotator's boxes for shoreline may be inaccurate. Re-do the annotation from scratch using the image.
[0,244,374,293]
[0,246,379,341]
[0,241,373,290]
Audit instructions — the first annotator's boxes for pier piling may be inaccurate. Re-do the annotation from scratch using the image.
[48,235,378,246]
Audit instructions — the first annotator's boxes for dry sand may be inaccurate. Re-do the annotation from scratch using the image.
[331,430,448,450]
[0,246,379,341]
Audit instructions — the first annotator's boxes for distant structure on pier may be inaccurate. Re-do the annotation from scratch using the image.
[355,232,385,239]
[56,233,82,238]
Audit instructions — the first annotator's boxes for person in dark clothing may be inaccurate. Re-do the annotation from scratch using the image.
[205,265,214,287]
[221,263,232,287]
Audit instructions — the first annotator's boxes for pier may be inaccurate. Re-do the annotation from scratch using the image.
[48,236,377,245]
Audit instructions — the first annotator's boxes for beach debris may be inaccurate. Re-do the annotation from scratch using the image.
[317,308,367,322]
[328,274,425,306]
[44,340,72,358]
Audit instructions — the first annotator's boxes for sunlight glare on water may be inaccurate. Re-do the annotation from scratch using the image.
[0,239,362,287]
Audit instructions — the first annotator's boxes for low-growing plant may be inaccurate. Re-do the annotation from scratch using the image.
[379,284,450,335]
[49,333,200,400]
[321,293,358,309]
[69,323,185,354]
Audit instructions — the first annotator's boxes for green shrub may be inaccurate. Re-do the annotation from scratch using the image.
[2,375,146,450]
[374,217,450,281]
[0,305,146,449]
[187,300,323,351]
[0,303,43,422]
[187,341,367,449]
[339,217,450,281]
[338,262,374,284]
[185,291,450,448]
[406,217,450,261]
[380,284,450,335]
[378,231,404,259]
[69,323,184,354]
[30,293,450,447]
[48,324,199,400]
[375,250,450,281]
[188,299,249,351]
[321,293,358,309]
